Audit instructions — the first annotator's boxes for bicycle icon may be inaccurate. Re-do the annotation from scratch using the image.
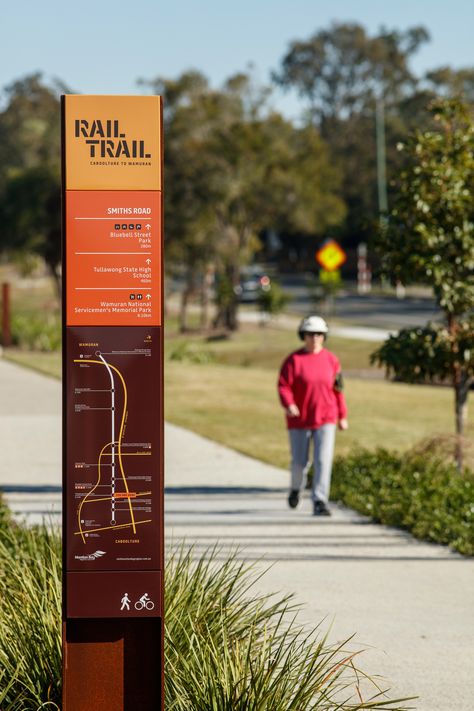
[134,593,155,611]
[134,599,155,611]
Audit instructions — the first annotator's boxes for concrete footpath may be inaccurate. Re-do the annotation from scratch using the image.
[0,358,473,710]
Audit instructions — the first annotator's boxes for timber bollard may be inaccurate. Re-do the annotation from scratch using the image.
[2,282,11,348]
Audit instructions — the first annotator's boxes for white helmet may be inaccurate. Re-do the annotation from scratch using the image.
[298,315,329,340]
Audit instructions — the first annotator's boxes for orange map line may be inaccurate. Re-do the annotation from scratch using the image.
[81,491,152,505]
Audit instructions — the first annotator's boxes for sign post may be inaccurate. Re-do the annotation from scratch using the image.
[61,95,164,710]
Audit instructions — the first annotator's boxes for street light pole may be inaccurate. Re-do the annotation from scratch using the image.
[375,96,388,216]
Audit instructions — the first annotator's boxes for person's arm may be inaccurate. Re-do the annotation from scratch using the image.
[333,368,348,429]
[278,356,300,417]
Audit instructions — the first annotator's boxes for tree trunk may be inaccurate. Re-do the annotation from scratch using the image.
[213,262,240,331]
[226,262,240,331]
[448,313,469,470]
[454,372,470,471]
[48,262,62,304]
[200,265,215,331]
[179,270,195,332]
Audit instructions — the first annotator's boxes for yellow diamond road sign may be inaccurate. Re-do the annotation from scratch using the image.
[316,240,346,272]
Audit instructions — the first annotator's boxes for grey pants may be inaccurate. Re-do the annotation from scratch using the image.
[289,425,336,503]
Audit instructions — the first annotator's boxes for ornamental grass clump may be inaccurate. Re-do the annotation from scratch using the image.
[165,545,413,709]
[0,497,414,710]
[0,507,62,710]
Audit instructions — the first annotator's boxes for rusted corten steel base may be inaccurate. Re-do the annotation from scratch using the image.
[63,620,162,710]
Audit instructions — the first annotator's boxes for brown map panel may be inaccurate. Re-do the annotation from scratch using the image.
[66,326,162,571]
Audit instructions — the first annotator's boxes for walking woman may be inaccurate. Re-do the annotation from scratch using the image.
[278,315,348,516]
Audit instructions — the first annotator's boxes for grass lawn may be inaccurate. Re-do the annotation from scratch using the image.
[4,319,470,469]
[165,360,466,468]
[165,317,381,373]
[4,349,62,379]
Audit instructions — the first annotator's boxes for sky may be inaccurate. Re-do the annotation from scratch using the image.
[1,0,473,117]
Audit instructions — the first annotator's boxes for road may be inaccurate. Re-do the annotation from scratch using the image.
[278,275,441,329]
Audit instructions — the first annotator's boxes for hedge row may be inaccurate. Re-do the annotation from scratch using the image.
[331,449,474,556]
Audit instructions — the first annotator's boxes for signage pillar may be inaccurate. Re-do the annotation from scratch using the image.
[61,95,164,710]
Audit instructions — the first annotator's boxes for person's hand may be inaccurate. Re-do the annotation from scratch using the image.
[286,404,300,418]
[338,418,349,431]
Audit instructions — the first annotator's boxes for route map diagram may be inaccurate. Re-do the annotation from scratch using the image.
[66,326,161,571]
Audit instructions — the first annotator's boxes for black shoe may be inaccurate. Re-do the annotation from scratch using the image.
[313,500,331,516]
[288,490,300,509]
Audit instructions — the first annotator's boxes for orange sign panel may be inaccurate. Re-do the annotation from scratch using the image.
[316,240,347,272]
[65,95,162,191]
[66,190,161,326]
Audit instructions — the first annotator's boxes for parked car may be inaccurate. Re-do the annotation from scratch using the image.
[234,267,271,302]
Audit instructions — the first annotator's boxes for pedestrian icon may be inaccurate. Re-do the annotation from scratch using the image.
[120,593,131,611]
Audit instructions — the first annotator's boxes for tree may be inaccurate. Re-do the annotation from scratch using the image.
[0,165,62,296]
[273,22,429,127]
[206,80,346,329]
[143,71,345,330]
[0,74,64,294]
[141,71,232,330]
[0,73,62,185]
[273,23,431,245]
[424,66,474,105]
[371,99,474,468]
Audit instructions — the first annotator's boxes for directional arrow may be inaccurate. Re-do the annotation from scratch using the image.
[145,224,151,230]
[146,294,152,300]
[146,259,151,265]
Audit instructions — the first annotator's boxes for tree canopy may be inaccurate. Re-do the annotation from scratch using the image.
[375,99,474,315]
[143,70,345,328]
[0,74,63,287]
[273,22,473,246]
[273,22,429,125]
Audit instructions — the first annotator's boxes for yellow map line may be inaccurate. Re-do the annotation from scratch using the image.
[74,519,152,536]
[81,491,152,506]
[75,358,137,536]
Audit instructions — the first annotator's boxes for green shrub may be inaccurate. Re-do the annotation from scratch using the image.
[331,449,474,556]
[11,313,61,352]
[168,341,216,364]
[257,281,290,319]
[0,507,413,709]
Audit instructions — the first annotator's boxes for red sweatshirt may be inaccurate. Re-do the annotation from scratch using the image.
[278,348,348,429]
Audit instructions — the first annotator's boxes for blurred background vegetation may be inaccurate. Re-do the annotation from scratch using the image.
[1,22,473,323]
[0,20,472,468]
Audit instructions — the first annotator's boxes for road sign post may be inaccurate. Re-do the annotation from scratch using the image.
[61,95,164,710]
